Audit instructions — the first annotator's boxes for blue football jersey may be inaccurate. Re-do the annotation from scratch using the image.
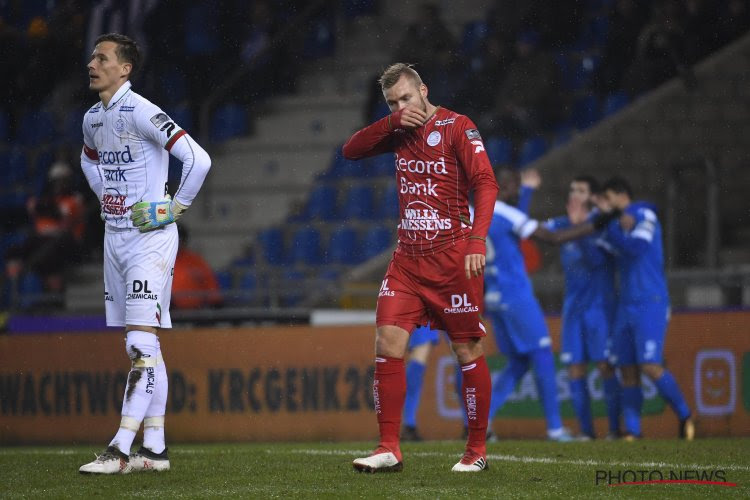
[485,200,538,298]
[545,215,616,311]
[604,201,669,304]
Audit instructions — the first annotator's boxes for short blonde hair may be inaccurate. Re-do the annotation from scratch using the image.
[378,63,423,91]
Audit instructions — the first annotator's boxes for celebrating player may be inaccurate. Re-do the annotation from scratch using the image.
[544,176,621,439]
[343,63,499,472]
[78,33,212,474]
[483,168,618,440]
[599,177,694,440]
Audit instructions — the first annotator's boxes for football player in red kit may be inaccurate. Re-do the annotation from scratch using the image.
[343,63,498,472]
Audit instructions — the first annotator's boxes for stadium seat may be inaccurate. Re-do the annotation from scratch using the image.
[341,184,374,220]
[17,109,55,145]
[485,136,514,166]
[161,69,188,106]
[370,100,391,122]
[280,268,307,306]
[369,153,395,177]
[18,271,44,310]
[167,104,193,133]
[303,16,335,59]
[4,147,28,185]
[602,91,630,118]
[571,94,601,130]
[289,226,322,265]
[210,103,248,142]
[376,181,400,220]
[61,108,84,145]
[518,136,548,167]
[215,270,234,290]
[238,269,258,303]
[257,227,286,265]
[329,146,361,178]
[325,225,359,264]
[556,52,600,92]
[305,184,338,221]
[360,225,393,260]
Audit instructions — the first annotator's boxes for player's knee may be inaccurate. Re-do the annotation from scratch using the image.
[568,363,586,380]
[620,365,640,386]
[451,338,482,364]
[597,361,615,378]
[409,343,431,364]
[375,326,409,358]
[640,363,663,380]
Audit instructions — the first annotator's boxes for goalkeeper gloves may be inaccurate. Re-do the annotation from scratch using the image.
[130,195,187,233]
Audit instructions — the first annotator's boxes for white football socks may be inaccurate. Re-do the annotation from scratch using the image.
[143,339,168,454]
[109,330,158,455]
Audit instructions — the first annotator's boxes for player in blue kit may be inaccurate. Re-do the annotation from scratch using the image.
[484,168,618,440]
[401,324,440,441]
[544,176,621,439]
[599,177,694,440]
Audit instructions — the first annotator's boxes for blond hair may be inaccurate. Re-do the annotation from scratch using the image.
[378,63,423,91]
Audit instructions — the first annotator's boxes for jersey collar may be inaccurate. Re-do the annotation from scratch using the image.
[103,81,132,111]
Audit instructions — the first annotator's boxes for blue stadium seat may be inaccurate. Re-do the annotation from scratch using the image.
[602,91,630,117]
[341,184,374,220]
[167,104,193,133]
[329,146,361,178]
[238,270,258,303]
[290,226,322,265]
[61,108,85,145]
[303,17,335,59]
[161,69,188,106]
[18,271,44,310]
[518,136,548,166]
[485,136,514,165]
[215,270,234,290]
[17,109,55,145]
[210,103,247,142]
[376,182,400,220]
[556,52,601,92]
[257,227,286,265]
[305,184,338,221]
[571,94,601,130]
[325,225,359,264]
[360,225,393,260]
[371,101,391,122]
[3,147,28,185]
[281,268,306,306]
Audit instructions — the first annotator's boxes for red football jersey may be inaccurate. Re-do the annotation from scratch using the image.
[343,106,498,257]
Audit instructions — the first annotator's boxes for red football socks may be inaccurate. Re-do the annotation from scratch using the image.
[374,356,405,459]
[461,355,490,457]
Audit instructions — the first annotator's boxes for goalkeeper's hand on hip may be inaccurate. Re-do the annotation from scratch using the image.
[130,195,187,233]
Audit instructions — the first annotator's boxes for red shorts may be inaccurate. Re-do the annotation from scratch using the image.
[376,238,486,342]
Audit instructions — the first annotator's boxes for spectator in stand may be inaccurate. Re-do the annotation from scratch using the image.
[172,226,223,310]
[5,161,85,298]
[491,30,562,141]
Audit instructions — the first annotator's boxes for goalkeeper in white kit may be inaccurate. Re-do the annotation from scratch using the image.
[78,33,212,474]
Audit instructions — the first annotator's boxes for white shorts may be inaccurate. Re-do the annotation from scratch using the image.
[103,223,178,328]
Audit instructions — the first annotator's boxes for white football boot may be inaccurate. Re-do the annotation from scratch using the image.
[452,451,488,472]
[352,446,403,473]
[79,446,133,474]
[129,446,171,472]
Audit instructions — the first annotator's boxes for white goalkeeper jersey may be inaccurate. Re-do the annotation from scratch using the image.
[81,80,211,230]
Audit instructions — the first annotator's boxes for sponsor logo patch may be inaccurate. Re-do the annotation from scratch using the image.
[150,112,171,128]
[435,118,456,126]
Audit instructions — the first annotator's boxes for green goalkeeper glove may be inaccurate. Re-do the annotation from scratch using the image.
[130,195,187,233]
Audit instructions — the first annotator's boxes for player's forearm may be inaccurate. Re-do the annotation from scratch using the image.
[534,222,596,245]
[605,224,649,256]
[467,178,499,254]
[342,116,392,160]
[518,186,534,215]
[80,149,103,199]
[171,134,212,208]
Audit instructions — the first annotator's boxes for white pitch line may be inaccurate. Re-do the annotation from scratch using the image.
[290,449,750,472]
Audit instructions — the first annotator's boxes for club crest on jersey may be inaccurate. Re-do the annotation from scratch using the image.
[114,117,126,133]
[426,130,441,147]
[465,129,481,140]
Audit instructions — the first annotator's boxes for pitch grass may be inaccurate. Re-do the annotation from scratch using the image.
[1,438,748,498]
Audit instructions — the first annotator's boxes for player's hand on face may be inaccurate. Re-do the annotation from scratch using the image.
[592,193,611,213]
[394,106,428,129]
[520,168,542,189]
[465,253,485,279]
[566,197,586,224]
[619,213,636,232]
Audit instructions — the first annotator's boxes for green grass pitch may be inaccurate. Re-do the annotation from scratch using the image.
[1,438,748,498]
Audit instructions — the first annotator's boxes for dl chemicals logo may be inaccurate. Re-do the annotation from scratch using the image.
[435,354,665,419]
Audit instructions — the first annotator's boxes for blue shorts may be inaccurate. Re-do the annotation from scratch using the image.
[487,295,550,357]
[610,301,669,366]
[560,302,613,365]
[408,324,440,349]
